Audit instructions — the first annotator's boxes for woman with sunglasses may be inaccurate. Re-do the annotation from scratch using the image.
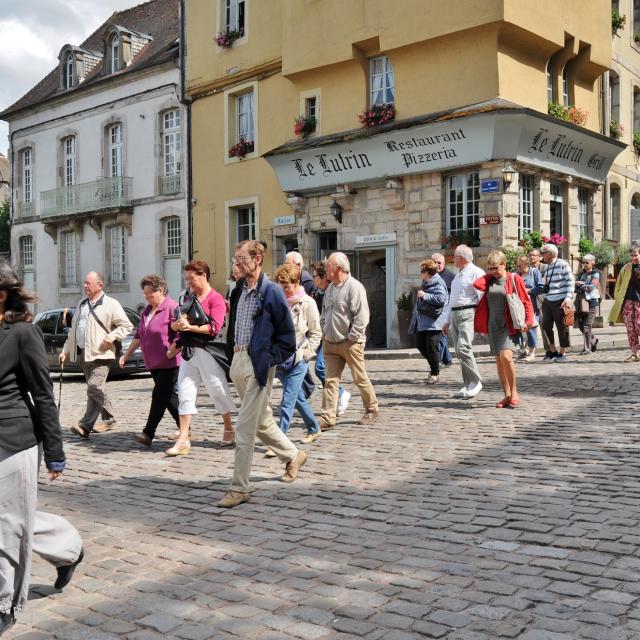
[473,250,534,408]
[574,254,600,355]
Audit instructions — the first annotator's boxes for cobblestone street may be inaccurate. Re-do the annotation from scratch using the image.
[7,348,640,640]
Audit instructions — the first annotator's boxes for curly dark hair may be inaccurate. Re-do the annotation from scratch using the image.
[0,259,37,323]
[140,274,168,294]
[311,260,326,279]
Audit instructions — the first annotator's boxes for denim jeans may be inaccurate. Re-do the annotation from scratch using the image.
[314,343,344,401]
[277,359,320,434]
[438,333,452,365]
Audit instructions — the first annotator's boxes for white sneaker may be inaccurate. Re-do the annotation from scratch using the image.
[524,353,536,362]
[466,381,483,398]
[337,390,351,416]
[454,386,469,398]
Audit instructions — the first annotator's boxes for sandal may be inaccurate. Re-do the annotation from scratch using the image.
[165,439,191,456]
[624,354,639,362]
[218,437,235,447]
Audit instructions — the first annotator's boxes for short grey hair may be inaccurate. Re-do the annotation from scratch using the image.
[328,251,350,273]
[431,252,445,262]
[541,243,558,258]
[453,244,473,262]
[582,253,596,263]
[285,251,304,268]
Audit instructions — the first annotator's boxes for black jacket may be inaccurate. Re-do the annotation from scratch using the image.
[0,321,65,464]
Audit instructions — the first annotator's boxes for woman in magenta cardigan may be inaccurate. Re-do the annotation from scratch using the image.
[473,250,534,409]
[120,274,181,445]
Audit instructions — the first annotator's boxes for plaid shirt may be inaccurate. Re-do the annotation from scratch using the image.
[234,281,260,347]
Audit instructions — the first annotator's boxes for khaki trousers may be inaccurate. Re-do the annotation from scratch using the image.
[320,339,378,425]
[78,350,114,432]
[230,351,298,494]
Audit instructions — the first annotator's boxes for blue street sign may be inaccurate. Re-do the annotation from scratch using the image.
[481,178,501,193]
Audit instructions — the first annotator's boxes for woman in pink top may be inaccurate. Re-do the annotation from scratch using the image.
[166,260,235,456]
[120,274,181,445]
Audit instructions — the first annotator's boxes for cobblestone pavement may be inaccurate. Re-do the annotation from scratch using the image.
[8,348,640,640]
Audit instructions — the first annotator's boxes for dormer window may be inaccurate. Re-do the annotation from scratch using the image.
[109,33,120,73]
[63,52,74,89]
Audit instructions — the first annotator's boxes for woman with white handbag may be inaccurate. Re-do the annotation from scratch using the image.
[473,250,534,409]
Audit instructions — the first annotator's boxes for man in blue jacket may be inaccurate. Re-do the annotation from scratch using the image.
[218,240,308,508]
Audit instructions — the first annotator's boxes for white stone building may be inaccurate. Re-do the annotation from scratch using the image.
[0,0,187,311]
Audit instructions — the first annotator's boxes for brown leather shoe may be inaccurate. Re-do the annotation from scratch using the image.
[281,450,307,483]
[70,424,89,438]
[93,422,115,433]
[133,433,152,446]
[357,411,379,425]
[217,491,250,508]
[319,418,335,431]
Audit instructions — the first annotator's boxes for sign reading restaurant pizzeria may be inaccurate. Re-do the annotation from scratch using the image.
[265,109,625,193]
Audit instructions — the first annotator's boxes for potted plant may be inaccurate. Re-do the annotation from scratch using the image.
[441,230,480,249]
[396,292,414,347]
[228,138,254,159]
[592,240,615,270]
[293,115,316,140]
[542,233,567,247]
[578,235,595,258]
[633,132,640,156]
[215,28,244,48]
[610,120,624,140]
[358,103,395,128]
[519,230,544,252]
[547,102,588,126]
[612,10,626,34]
[499,245,525,272]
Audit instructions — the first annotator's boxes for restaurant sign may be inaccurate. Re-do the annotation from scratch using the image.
[265,110,624,193]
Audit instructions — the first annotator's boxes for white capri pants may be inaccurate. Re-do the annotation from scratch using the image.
[178,347,236,416]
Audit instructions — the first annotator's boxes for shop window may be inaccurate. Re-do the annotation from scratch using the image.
[164,217,182,297]
[550,182,564,238]
[446,172,480,239]
[316,231,337,260]
[369,56,394,106]
[518,174,534,239]
[578,188,590,239]
[60,231,78,287]
[609,184,621,241]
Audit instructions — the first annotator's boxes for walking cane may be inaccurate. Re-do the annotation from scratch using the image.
[57,361,64,415]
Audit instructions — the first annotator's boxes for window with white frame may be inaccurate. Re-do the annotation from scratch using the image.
[546,62,553,103]
[446,172,480,238]
[19,235,35,293]
[578,188,590,239]
[369,56,395,106]
[63,136,76,187]
[236,92,254,144]
[109,124,123,177]
[224,0,245,33]
[164,217,182,298]
[236,205,255,242]
[63,52,74,89]
[110,226,126,283]
[163,110,181,176]
[61,231,77,287]
[518,174,534,238]
[109,33,120,73]
[22,148,32,204]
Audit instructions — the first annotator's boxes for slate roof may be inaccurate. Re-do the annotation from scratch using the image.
[0,0,179,119]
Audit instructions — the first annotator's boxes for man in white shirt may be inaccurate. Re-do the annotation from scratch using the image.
[441,245,485,398]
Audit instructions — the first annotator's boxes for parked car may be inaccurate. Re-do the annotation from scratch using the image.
[33,307,147,377]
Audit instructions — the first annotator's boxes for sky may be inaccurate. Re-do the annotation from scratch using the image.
[0,0,139,157]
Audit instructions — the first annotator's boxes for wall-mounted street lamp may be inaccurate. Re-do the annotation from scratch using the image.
[502,161,516,191]
[330,199,343,224]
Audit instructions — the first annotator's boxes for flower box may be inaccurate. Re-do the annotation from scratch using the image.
[215,28,244,48]
[293,116,316,140]
[228,139,254,159]
[358,103,395,128]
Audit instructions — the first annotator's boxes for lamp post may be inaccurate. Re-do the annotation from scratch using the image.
[330,199,343,224]
[502,161,516,191]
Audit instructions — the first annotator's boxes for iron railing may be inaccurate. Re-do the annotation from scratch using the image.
[160,174,181,195]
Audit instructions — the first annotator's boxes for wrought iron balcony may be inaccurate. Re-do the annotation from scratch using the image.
[40,177,133,219]
[17,201,33,217]
[160,174,181,195]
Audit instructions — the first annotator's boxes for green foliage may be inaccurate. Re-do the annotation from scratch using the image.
[396,292,413,312]
[577,235,595,258]
[441,230,480,249]
[633,132,640,155]
[612,10,626,33]
[591,240,615,267]
[499,245,525,272]
[521,230,544,251]
[616,243,632,266]
[0,199,9,254]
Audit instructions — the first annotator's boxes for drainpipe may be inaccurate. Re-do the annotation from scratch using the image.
[601,72,610,242]
[179,0,193,260]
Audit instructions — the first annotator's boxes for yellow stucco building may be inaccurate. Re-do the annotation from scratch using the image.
[185,0,625,347]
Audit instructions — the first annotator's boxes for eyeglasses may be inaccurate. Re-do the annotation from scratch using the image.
[232,255,250,263]
[582,261,591,265]
[487,266,502,271]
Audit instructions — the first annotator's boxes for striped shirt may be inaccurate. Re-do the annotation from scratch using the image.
[543,258,575,303]
[234,281,261,347]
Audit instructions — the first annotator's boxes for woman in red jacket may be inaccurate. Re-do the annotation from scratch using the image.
[474,250,534,408]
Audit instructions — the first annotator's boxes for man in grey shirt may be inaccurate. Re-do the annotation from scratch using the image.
[319,252,378,429]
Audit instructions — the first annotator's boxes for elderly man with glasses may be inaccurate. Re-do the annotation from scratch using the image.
[441,245,485,398]
[540,243,575,362]
[432,252,455,367]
